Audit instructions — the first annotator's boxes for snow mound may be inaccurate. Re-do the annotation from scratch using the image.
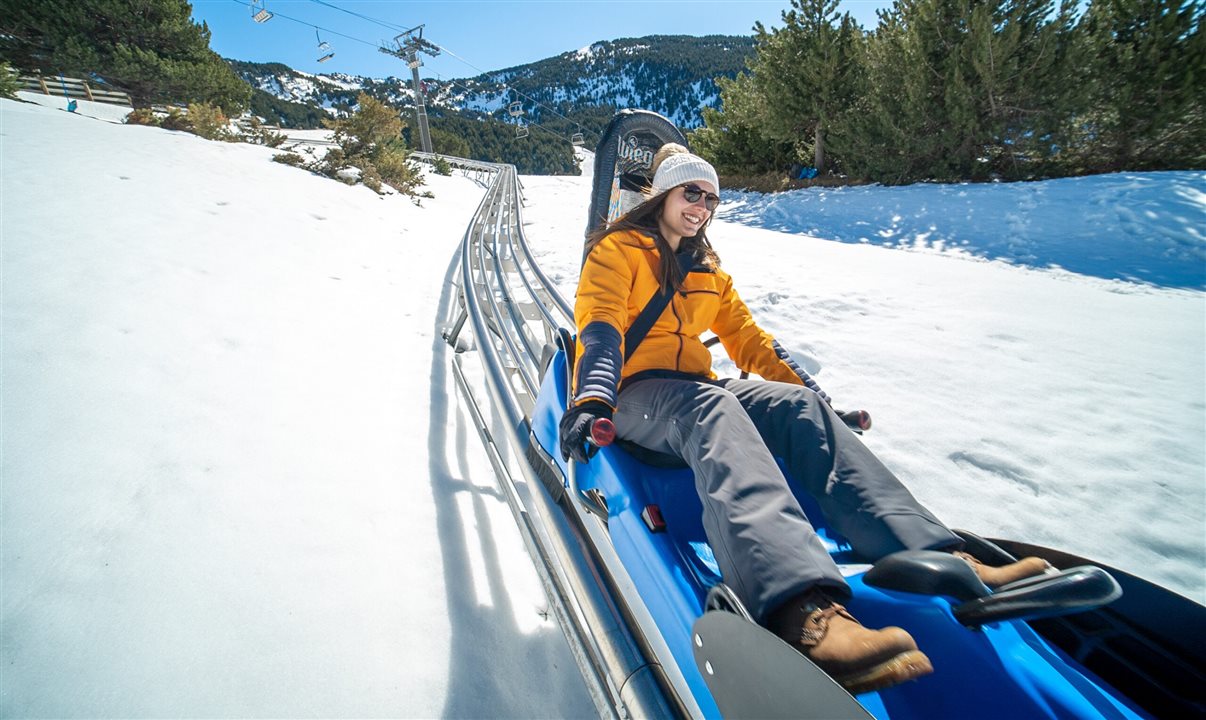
[722,172,1206,290]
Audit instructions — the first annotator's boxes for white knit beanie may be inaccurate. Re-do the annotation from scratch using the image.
[647,152,720,198]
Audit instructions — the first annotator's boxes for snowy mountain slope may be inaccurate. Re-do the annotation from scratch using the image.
[442,35,751,128]
[232,34,754,128]
[232,59,367,115]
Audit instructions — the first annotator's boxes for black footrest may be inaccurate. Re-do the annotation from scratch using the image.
[954,565,1122,627]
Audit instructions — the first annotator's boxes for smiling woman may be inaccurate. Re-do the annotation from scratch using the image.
[559,148,1051,694]
[657,182,717,244]
[647,153,721,248]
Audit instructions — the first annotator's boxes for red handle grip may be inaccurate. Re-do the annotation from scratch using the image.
[589,417,616,447]
[838,409,872,431]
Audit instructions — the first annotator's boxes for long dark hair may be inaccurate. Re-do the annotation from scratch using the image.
[585,187,721,293]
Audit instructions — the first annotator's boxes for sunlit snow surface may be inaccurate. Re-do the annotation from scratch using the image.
[722,174,1206,289]
[1,95,593,718]
[2,93,1203,717]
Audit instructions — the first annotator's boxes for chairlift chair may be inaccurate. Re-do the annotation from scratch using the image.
[315,30,335,63]
[571,132,585,146]
[251,0,272,22]
[516,125,529,139]
[508,101,523,117]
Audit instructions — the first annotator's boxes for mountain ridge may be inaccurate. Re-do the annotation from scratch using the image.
[230,34,755,131]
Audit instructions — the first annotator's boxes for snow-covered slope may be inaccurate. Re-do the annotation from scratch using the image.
[0,96,594,717]
[724,174,1206,290]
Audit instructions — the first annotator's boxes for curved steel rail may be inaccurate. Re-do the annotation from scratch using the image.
[417,153,700,719]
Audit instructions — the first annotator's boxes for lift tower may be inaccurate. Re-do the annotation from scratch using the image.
[379,25,440,154]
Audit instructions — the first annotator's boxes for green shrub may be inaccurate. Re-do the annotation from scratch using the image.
[313,147,346,177]
[160,107,192,132]
[260,129,287,148]
[359,164,383,193]
[272,93,427,198]
[272,152,307,167]
[187,102,231,141]
[372,143,423,195]
[432,155,453,176]
[234,115,286,147]
[125,107,161,126]
[0,62,20,99]
[152,103,233,140]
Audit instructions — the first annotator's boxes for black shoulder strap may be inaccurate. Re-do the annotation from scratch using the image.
[623,250,693,362]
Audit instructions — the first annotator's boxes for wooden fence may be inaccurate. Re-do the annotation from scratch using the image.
[16,72,133,107]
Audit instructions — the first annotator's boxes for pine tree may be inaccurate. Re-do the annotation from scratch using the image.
[838,2,948,183]
[328,93,402,156]
[0,0,250,111]
[0,61,18,99]
[690,72,796,175]
[748,0,864,174]
[1079,0,1205,170]
[841,0,1082,183]
[319,94,425,195]
[959,0,1084,177]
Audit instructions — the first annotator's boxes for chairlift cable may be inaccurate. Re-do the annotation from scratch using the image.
[230,0,378,48]
[307,0,409,33]
[229,0,599,147]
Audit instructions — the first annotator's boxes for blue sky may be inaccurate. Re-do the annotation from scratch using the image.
[190,0,895,80]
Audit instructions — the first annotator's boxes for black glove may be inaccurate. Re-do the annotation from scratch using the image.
[559,401,613,464]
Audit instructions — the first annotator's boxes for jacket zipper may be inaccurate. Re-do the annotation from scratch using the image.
[672,291,685,370]
[669,272,718,370]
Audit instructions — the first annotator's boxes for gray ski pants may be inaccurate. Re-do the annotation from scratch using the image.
[613,375,961,623]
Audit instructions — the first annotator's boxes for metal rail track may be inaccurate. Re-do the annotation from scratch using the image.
[415,153,698,719]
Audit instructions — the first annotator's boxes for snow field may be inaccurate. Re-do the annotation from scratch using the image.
[1,97,593,717]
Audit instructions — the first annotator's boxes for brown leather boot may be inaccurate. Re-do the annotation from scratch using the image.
[953,550,1053,589]
[768,589,933,694]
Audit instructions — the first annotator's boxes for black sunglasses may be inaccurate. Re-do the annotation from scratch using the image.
[681,184,720,211]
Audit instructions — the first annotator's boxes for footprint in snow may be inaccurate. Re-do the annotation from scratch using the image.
[948,450,1040,495]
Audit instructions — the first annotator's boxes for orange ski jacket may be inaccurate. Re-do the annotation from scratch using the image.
[572,229,809,409]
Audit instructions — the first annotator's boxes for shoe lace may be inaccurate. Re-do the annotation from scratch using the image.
[796,601,859,648]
